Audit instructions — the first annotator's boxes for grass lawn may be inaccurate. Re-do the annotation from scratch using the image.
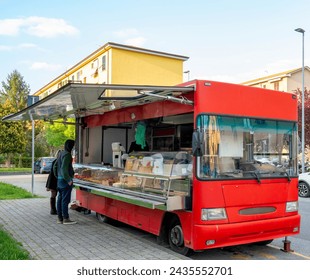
[0,182,36,259]
[0,167,31,173]
[0,182,39,199]
[0,226,30,260]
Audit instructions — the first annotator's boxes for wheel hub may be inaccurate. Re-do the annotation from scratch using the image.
[170,225,184,246]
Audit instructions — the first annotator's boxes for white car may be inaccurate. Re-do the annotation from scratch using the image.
[298,172,310,197]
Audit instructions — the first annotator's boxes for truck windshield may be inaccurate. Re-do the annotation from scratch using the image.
[196,115,298,180]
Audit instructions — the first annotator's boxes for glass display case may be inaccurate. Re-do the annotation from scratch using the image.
[73,151,192,210]
[74,163,121,186]
[121,151,192,195]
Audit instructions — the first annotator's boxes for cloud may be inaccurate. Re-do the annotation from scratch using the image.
[30,62,62,71]
[124,37,146,47]
[17,43,38,49]
[0,18,23,36]
[0,45,11,51]
[114,28,146,47]
[114,28,139,37]
[0,43,39,51]
[0,16,79,38]
[25,17,79,38]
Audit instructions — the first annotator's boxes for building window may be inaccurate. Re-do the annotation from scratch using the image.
[102,55,106,71]
[71,75,74,82]
[83,77,87,83]
[92,59,98,69]
[77,70,82,81]
[274,82,279,91]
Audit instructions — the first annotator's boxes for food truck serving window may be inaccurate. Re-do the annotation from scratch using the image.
[196,115,298,180]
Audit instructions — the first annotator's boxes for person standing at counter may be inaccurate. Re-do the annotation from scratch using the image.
[128,122,149,153]
[128,140,149,153]
[45,150,61,215]
[54,139,77,225]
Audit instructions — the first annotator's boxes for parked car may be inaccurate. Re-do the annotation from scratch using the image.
[34,157,56,174]
[298,172,310,197]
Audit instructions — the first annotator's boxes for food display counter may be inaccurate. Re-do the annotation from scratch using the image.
[73,151,192,211]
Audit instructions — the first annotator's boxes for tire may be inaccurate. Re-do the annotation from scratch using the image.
[298,181,310,197]
[168,218,191,256]
[253,239,273,246]
[96,212,109,223]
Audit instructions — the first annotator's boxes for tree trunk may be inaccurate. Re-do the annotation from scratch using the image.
[5,153,12,167]
[18,154,23,168]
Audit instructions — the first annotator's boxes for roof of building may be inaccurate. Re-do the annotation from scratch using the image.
[242,66,310,85]
[104,42,189,60]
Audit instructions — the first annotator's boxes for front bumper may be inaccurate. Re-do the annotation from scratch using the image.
[191,214,300,250]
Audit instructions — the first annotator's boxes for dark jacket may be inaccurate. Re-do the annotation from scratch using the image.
[45,159,58,190]
[128,141,149,154]
[53,139,75,184]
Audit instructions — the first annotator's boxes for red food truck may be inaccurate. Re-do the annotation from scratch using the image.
[4,79,301,255]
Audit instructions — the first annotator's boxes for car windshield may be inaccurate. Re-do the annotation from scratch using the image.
[196,115,298,180]
[43,158,55,163]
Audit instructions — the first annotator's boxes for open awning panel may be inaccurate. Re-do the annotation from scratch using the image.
[2,83,195,122]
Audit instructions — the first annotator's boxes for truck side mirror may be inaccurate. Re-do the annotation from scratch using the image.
[192,131,203,157]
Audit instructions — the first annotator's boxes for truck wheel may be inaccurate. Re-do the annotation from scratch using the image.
[253,239,273,246]
[298,181,310,197]
[96,212,109,223]
[168,219,191,256]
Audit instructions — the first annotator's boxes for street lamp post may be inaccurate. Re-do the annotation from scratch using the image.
[295,28,305,173]
[184,70,190,81]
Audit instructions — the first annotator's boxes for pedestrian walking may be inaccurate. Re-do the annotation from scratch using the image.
[53,139,77,225]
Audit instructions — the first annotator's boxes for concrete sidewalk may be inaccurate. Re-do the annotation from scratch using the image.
[0,198,188,260]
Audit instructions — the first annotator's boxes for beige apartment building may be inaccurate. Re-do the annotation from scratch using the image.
[242,66,310,93]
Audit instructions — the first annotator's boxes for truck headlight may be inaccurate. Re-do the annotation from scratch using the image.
[201,208,227,221]
[286,201,298,212]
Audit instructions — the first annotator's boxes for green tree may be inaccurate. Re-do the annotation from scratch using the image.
[24,120,52,158]
[0,100,27,166]
[45,119,76,149]
[0,70,30,166]
[0,70,30,111]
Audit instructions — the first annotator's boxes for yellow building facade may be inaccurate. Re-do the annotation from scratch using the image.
[34,42,189,99]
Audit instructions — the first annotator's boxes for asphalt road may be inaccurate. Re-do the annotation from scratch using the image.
[1,174,309,260]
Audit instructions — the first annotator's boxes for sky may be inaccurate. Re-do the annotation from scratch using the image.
[0,0,310,94]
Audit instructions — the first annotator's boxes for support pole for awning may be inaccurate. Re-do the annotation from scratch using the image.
[30,113,35,195]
